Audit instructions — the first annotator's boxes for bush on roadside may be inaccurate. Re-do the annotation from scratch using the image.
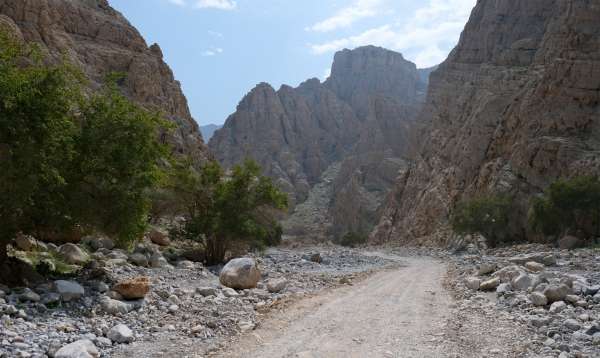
[529,176,600,242]
[450,194,512,247]
[0,29,170,282]
[166,158,288,265]
[337,232,368,248]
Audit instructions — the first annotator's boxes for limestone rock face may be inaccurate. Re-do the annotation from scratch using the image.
[0,0,207,162]
[371,0,600,245]
[210,46,426,237]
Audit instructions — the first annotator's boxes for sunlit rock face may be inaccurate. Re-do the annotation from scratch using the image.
[210,46,427,238]
[0,0,208,162]
[371,0,600,245]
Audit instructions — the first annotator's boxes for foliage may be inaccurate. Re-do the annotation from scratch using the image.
[529,176,600,240]
[450,194,512,247]
[337,232,368,248]
[0,30,170,268]
[168,158,288,265]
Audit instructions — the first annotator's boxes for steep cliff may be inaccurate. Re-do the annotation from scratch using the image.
[0,0,207,162]
[371,0,600,245]
[210,46,426,238]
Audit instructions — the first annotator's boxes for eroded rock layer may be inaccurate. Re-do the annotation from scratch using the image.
[371,0,600,245]
[0,0,207,162]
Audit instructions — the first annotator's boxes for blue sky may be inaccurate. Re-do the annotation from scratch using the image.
[109,0,476,126]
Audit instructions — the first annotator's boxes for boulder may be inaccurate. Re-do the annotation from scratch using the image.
[558,235,580,250]
[15,234,38,251]
[149,227,171,246]
[19,288,40,302]
[266,278,288,293]
[464,277,481,291]
[107,324,134,343]
[54,339,99,358]
[149,253,170,268]
[544,284,570,303]
[58,243,89,265]
[479,277,500,291]
[219,258,261,289]
[529,292,548,306]
[112,277,151,300]
[493,265,522,283]
[54,280,85,301]
[564,319,581,331]
[496,283,512,295]
[222,287,239,297]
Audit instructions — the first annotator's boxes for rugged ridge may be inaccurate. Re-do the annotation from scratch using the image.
[210,46,427,238]
[0,0,208,162]
[371,0,600,245]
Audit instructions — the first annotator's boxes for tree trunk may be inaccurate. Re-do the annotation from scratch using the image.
[205,235,227,266]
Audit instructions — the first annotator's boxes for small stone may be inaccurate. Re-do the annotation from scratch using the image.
[477,263,496,276]
[100,297,133,315]
[112,277,151,300]
[529,292,548,306]
[14,234,38,252]
[564,319,581,331]
[565,294,579,304]
[128,253,149,267]
[549,301,567,313]
[524,261,545,273]
[496,283,512,295]
[544,284,570,303]
[19,288,40,302]
[222,287,239,297]
[149,227,171,246]
[464,277,481,291]
[54,280,85,301]
[558,235,580,250]
[479,277,500,291]
[107,324,134,344]
[511,274,532,291]
[58,243,89,265]
[197,287,218,297]
[168,304,179,313]
[266,278,288,293]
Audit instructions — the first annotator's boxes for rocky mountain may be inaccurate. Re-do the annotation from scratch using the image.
[371,0,600,245]
[0,0,208,163]
[200,124,222,141]
[210,46,428,238]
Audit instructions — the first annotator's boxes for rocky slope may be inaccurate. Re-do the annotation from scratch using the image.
[0,0,208,162]
[210,46,427,238]
[372,0,600,245]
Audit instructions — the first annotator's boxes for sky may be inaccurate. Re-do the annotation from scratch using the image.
[109,0,477,126]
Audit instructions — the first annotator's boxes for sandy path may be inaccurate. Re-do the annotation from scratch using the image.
[219,257,452,358]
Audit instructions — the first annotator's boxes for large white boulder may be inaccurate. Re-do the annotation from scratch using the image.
[219,258,261,290]
[54,339,99,358]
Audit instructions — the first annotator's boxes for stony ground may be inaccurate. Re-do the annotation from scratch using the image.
[3,236,600,358]
[0,239,392,358]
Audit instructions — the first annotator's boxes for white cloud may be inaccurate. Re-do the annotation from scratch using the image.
[208,30,224,38]
[195,0,237,10]
[307,0,384,32]
[202,47,224,57]
[309,0,476,67]
[167,0,186,5]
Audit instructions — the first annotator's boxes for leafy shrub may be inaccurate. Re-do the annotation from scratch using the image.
[450,194,512,247]
[167,159,288,265]
[529,176,600,240]
[0,30,169,272]
[337,232,368,248]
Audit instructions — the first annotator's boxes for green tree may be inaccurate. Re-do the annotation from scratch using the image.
[529,176,600,240]
[0,30,82,268]
[168,159,288,265]
[0,30,170,281]
[450,194,512,247]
